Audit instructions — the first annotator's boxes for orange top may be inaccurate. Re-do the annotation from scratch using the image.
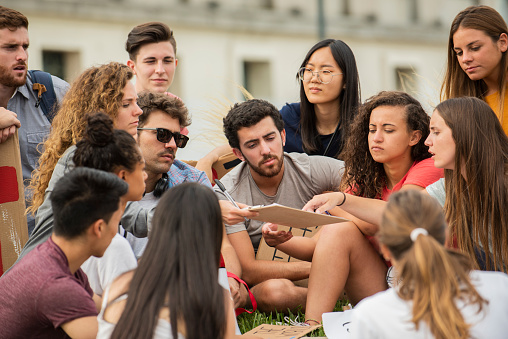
[484,90,508,136]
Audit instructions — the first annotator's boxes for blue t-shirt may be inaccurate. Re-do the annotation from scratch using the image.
[280,102,342,158]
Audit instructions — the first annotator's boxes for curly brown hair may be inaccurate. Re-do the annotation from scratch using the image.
[137,91,190,128]
[340,91,431,198]
[28,62,134,213]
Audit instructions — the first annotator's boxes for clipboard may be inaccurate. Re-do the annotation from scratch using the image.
[248,204,349,228]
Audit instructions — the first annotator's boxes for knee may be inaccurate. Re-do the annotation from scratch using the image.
[318,222,363,245]
[252,279,297,311]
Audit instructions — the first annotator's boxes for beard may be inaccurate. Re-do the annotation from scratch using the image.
[245,153,284,178]
[0,62,27,87]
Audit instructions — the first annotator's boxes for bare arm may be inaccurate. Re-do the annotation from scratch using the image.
[195,144,232,182]
[221,224,249,308]
[261,223,318,261]
[228,231,311,286]
[304,185,425,236]
[61,316,98,339]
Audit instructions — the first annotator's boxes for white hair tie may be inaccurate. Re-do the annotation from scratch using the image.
[410,228,428,242]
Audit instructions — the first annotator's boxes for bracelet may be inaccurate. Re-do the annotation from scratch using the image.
[305,318,321,325]
[337,192,346,207]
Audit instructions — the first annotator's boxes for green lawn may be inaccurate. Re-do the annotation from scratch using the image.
[237,299,350,337]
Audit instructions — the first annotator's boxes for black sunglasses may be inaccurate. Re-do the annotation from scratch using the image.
[137,128,189,148]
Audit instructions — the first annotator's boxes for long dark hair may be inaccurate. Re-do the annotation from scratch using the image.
[73,113,142,172]
[379,190,486,339]
[298,39,361,157]
[111,183,226,339]
[340,91,431,198]
[436,97,508,272]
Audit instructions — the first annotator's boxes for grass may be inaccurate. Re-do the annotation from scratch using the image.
[237,299,350,337]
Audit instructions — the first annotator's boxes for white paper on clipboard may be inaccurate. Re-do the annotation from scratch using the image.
[247,203,349,228]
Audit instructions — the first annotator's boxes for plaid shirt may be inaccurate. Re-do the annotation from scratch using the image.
[167,159,211,188]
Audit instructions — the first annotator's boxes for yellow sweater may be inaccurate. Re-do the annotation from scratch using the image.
[484,91,508,135]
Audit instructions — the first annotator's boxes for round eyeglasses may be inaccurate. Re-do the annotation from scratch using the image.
[298,67,342,84]
[137,128,189,148]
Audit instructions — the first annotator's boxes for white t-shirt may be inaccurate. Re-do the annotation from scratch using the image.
[351,270,508,339]
[81,234,137,296]
[426,178,445,207]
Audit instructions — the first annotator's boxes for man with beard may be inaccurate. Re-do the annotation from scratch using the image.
[0,6,68,233]
[215,99,344,313]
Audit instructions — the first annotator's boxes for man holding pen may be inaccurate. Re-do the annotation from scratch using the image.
[215,99,344,313]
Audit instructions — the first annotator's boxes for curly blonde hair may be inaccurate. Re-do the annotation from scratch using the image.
[28,62,134,213]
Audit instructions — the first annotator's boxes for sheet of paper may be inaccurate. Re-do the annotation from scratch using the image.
[322,310,353,338]
[248,204,349,228]
[243,324,321,338]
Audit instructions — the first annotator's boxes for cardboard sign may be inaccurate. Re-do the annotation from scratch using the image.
[243,324,321,338]
[181,152,240,180]
[256,225,320,287]
[0,132,28,275]
[212,151,240,179]
[249,204,349,228]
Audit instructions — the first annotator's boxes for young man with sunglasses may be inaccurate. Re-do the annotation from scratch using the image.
[120,91,209,258]
[121,92,248,325]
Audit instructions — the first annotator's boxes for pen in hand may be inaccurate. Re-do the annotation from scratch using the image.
[214,179,240,209]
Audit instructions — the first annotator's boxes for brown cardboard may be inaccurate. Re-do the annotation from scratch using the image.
[256,225,320,287]
[212,151,240,179]
[249,204,349,228]
[0,132,28,275]
[181,152,239,180]
[243,324,321,338]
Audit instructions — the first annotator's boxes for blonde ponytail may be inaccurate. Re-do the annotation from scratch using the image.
[379,191,486,339]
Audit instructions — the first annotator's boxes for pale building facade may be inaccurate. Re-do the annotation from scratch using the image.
[4,0,504,158]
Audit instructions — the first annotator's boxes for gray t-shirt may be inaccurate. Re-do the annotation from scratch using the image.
[426,178,445,207]
[215,152,344,249]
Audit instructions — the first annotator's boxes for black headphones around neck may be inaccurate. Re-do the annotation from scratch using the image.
[153,172,169,198]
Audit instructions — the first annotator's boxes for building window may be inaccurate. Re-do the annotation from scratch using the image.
[243,61,272,100]
[395,67,418,93]
[42,50,80,82]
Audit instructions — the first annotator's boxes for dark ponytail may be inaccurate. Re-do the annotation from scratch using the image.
[73,112,142,172]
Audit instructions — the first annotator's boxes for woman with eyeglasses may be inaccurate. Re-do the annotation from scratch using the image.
[442,5,508,135]
[280,39,361,158]
[351,190,508,339]
[17,62,143,262]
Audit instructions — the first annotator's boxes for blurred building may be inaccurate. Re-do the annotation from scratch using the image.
[4,0,505,158]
